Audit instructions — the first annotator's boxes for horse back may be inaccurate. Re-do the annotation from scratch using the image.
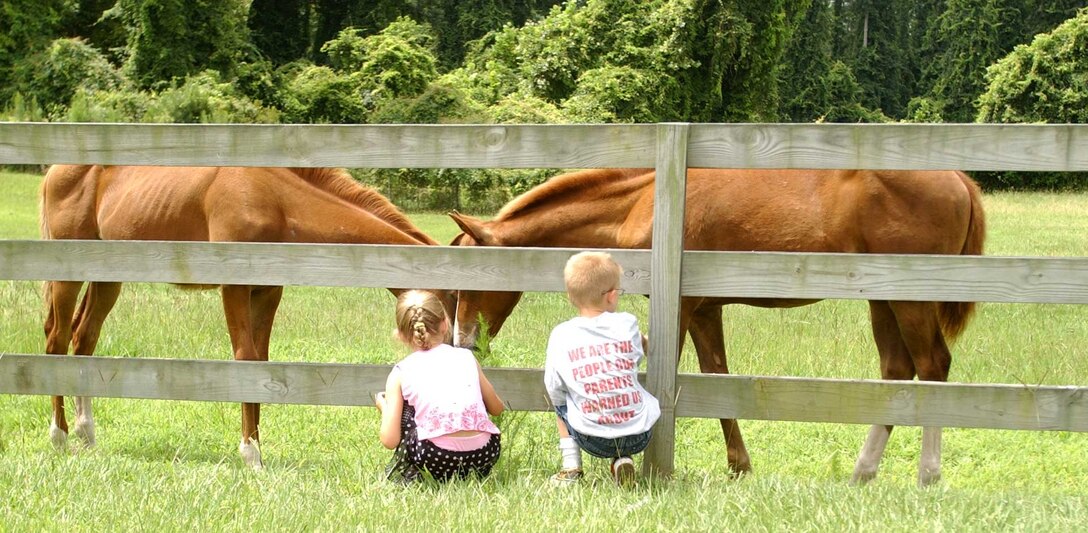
[41,165,433,246]
[682,169,980,255]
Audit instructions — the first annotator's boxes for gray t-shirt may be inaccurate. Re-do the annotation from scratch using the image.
[544,311,660,438]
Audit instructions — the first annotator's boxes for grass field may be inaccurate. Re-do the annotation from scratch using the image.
[2,169,1087,531]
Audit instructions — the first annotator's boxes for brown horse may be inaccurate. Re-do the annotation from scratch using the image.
[449,167,985,486]
[40,165,452,468]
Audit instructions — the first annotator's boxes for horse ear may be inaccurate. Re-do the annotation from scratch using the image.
[449,211,497,245]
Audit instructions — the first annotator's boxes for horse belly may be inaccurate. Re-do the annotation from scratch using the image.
[685,196,835,252]
[96,169,213,241]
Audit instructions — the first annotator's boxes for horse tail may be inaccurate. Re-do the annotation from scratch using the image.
[939,171,987,341]
[39,172,55,334]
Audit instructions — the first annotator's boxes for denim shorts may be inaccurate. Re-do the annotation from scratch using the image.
[555,405,652,459]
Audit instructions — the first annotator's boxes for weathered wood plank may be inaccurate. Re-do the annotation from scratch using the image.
[688,123,1088,171]
[0,354,550,411]
[0,123,657,168]
[0,240,651,293]
[4,355,1085,432]
[673,373,1088,432]
[643,123,690,475]
[680,251,1088,304]
[4,241,1088,304]
[5,122,1088,172]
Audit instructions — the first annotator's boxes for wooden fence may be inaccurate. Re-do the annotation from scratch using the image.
[2,122,1088,475]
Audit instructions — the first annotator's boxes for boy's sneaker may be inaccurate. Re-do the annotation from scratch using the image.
[550,468,584,485]
[611,456,636,486]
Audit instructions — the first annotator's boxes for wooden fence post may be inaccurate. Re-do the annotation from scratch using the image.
[642,123,689,476]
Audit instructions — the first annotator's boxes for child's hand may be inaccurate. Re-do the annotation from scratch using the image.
[374,392,386,411]
[641,333,650,356]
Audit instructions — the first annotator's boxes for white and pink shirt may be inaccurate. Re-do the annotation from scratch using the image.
[395,343,500,442]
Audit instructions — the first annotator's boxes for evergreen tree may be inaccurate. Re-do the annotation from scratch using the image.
[779,0,833,121]
[837,0,915,118]
[1005,0,1088,49]
[906,0,943,96]
[917,0,1009,122]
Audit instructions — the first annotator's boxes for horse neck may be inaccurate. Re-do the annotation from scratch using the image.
[290,168,437,245]
[492,169,652,247]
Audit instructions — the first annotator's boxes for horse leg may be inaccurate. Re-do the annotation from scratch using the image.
[248,286,283,435]
[221,285,263,468]
[44,280,83,451]
[851,300,917,485]
[688,303,752,476]
[888,300,950,487]
[66,281,123,449]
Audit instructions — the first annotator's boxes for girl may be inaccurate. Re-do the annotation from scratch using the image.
[375,290,504,482]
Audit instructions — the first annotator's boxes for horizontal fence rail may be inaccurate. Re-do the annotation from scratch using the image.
[0,123,658,168]
[687,123,1088,171]
[3,240,1088,304]
[2,122,1088,171]
[2,354,1085,432]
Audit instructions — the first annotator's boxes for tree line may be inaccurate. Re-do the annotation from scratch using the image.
[2,0,1086,209]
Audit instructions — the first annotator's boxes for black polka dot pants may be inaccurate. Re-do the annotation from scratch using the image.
[400,405,501,481]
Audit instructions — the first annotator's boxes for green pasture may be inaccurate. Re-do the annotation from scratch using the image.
[1,169,1087,531]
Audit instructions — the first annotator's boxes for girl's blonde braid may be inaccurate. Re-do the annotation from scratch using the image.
[412,306,430,349]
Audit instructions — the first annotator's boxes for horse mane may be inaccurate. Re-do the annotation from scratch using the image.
[288,168,437,244]
[495,168,652,221]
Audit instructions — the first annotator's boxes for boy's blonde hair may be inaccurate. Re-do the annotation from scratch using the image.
[395,289,449,350]
[564,251,622,308]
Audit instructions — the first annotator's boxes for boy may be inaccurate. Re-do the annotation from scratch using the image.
[545,251,660,485]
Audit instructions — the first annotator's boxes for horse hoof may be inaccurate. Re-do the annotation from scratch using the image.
[72,421,96,449]
[918,469,941,487]
[728,460,752,480]
[49,424,68,452]
[850,469,877,486]
[240,440,263,469]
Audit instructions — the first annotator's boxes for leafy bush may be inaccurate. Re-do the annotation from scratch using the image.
[818,61,889,123]
[66,87,151,122]
[905,96,947,123]
[975,9,1088,190]
[486,92,565,124]
[450,0,791,122]
[322,27,370,73]
[233,59,281,109]
[371,83,486,124]
[279,65,367,123]
[977,10,1088,124]
[13,38,122,118]
[562,66,673,123]
[0,92,46,121]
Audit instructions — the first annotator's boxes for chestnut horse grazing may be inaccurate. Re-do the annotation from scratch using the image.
[40,165,451,468]
[450,167,985,486]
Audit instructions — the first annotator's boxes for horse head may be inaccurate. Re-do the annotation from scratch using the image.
[449,211,523,352]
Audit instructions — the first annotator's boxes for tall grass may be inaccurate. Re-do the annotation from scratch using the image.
[2,170,1087,531]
